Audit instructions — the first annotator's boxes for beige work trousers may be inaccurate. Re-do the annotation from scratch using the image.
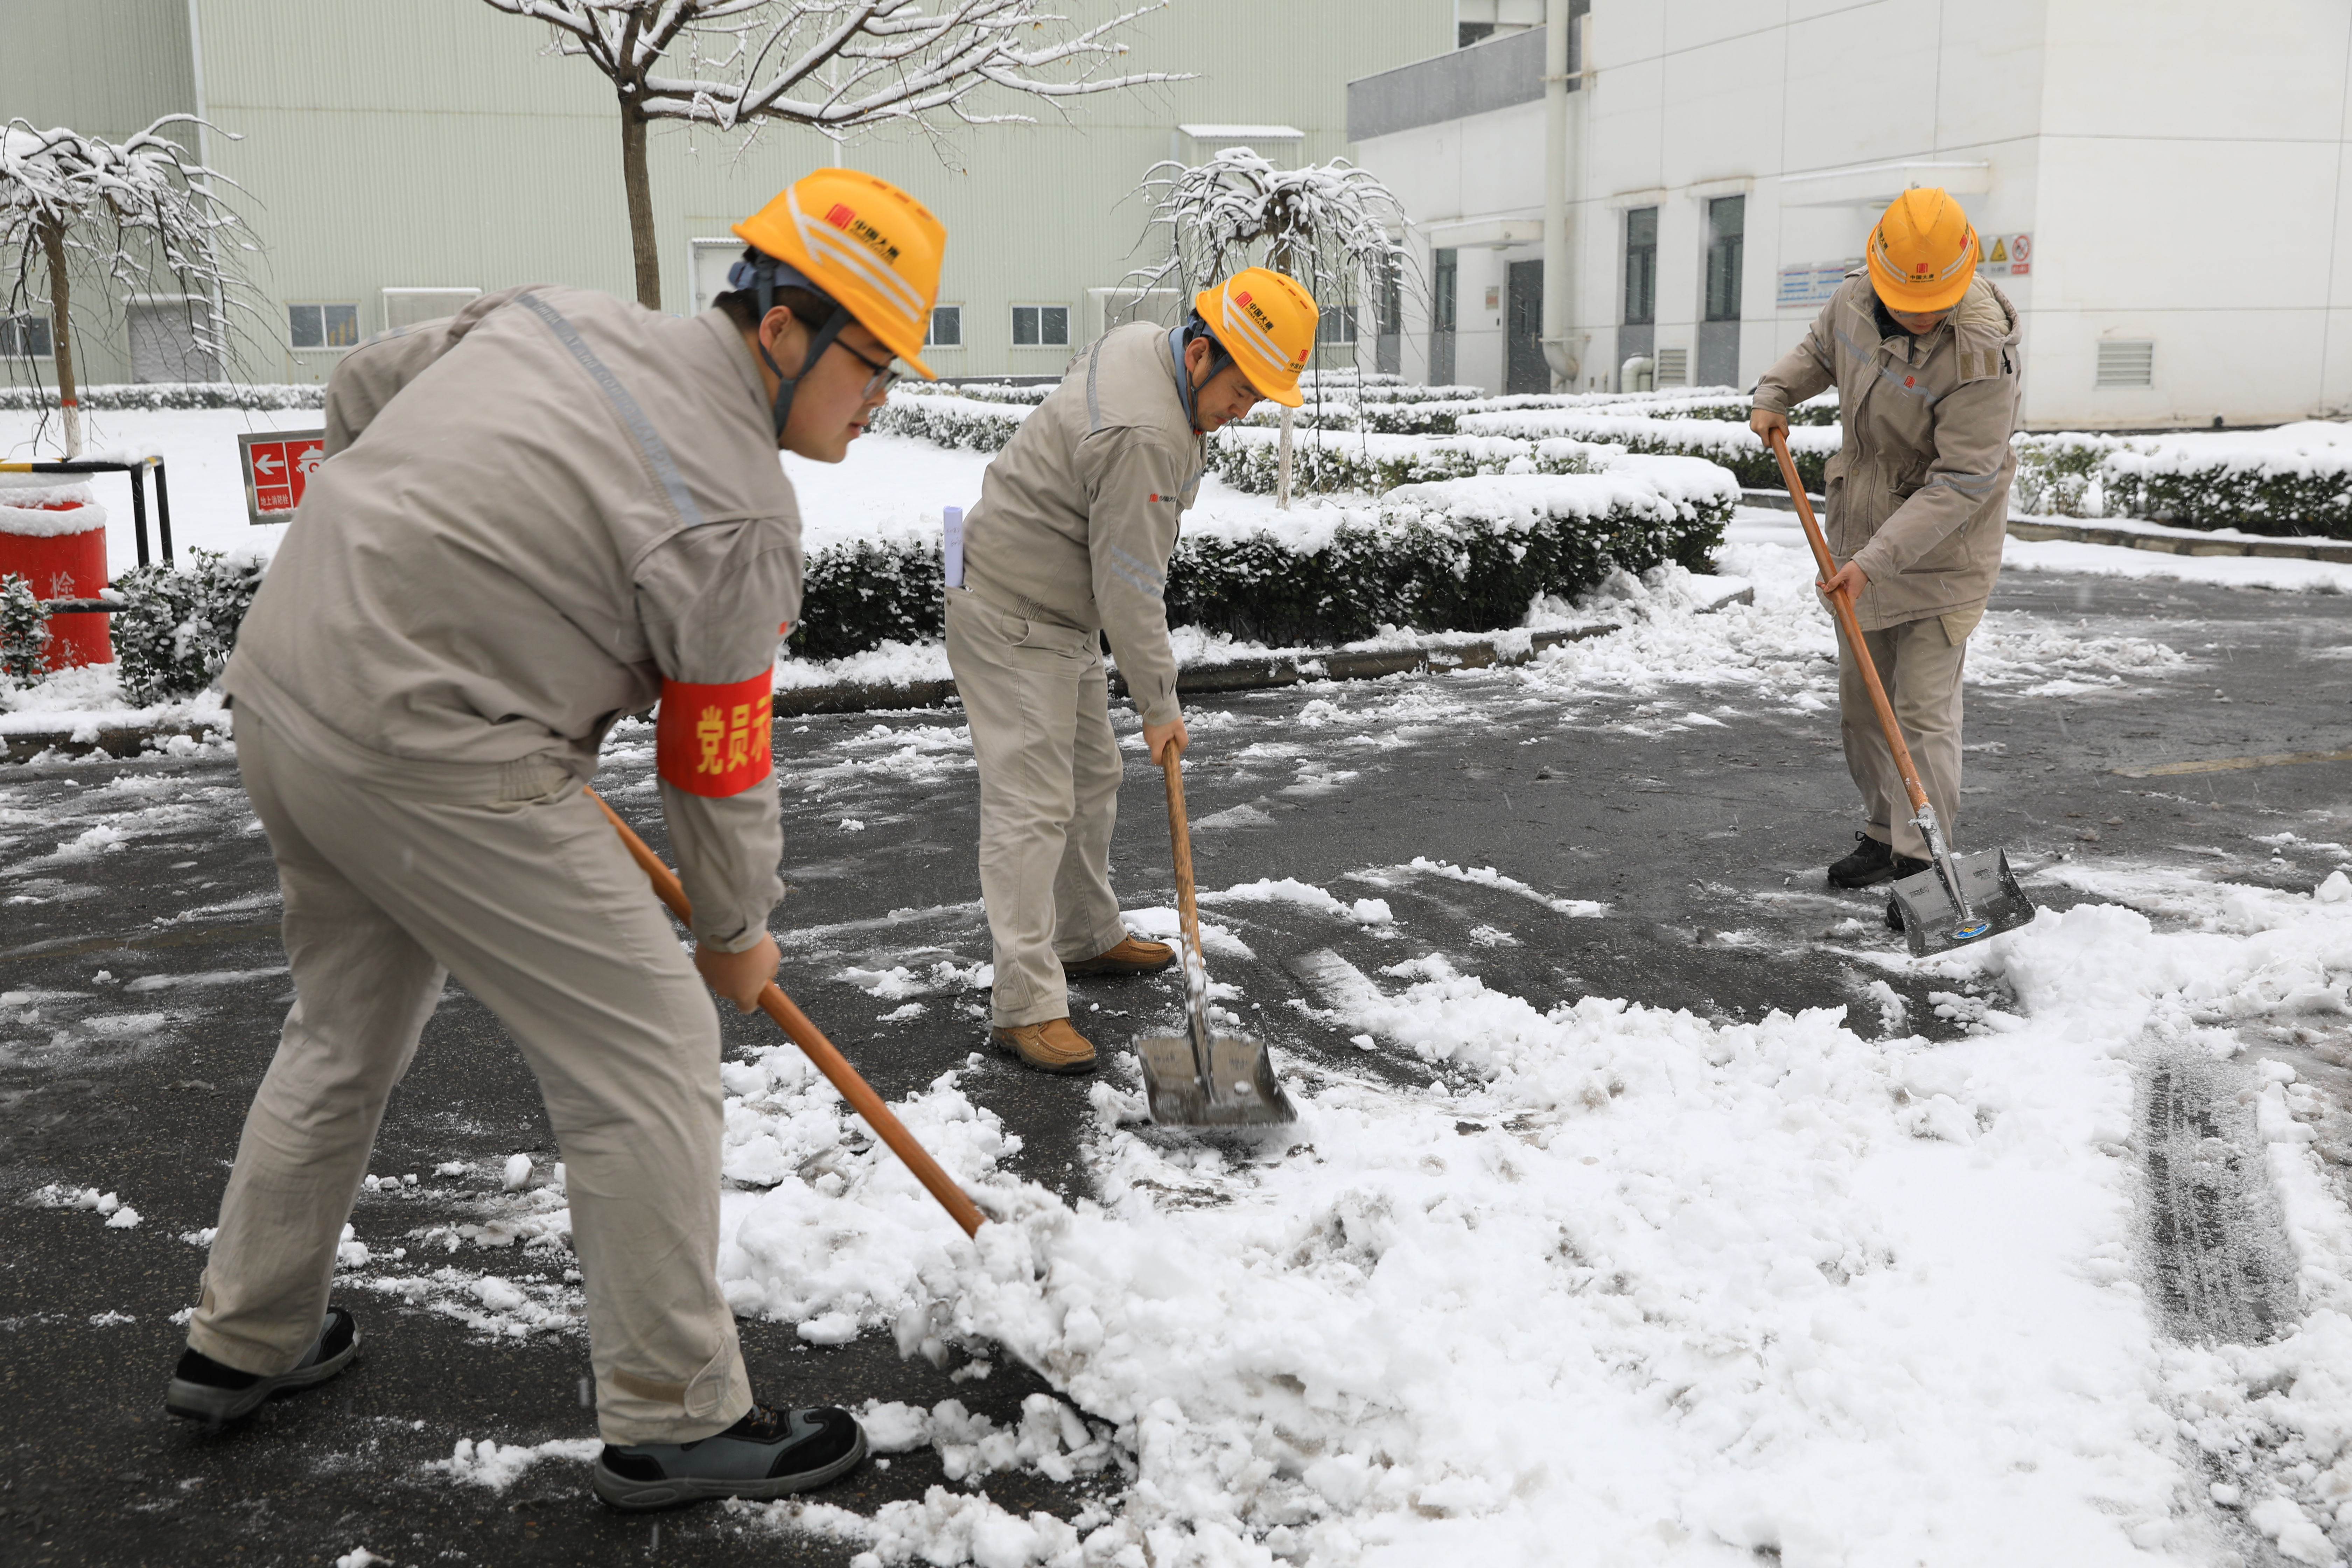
[1838,615,1968,860]
[944,588,1130,1028]
[191,706,751,1446]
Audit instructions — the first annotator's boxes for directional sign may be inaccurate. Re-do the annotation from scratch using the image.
[238,429,327,525]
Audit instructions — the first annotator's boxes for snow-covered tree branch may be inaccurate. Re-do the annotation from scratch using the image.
[1122,147,1421,506]
[1124,147,1416,315]
[1,117,261,458]
[481,0,1189,310]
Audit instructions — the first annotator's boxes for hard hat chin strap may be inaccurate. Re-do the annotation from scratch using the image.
[732,254,852,440]
[1175,312,1233,433]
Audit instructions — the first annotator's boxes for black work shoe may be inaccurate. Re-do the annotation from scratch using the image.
[593,1403,866,1511]
[165,1307,360,1427]
[1890,853,1934,881]
[1827,833,1897,888]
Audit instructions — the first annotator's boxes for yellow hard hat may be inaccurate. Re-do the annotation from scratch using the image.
[733,169,944,378]
[1193,267,1318,408]
[1866,188,1979,314]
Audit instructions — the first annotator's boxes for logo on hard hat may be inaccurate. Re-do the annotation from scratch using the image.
[825,204,854,229]
[1234,290,1253,308]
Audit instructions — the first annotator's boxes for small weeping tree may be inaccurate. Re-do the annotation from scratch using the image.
[1122,146,1417,507]
[482,0,1188,312]
[0,118,260,457]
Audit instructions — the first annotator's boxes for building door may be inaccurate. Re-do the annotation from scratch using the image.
[1696,194,1744,389]
[127,296,218,383]
[1430,248,1457,385]
[1506,259,1545,394]
[1619,205,1657,387]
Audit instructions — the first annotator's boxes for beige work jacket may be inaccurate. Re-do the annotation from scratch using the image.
[225,286,798,950]
[1753,272,2023,632]
[960,323,1207,726]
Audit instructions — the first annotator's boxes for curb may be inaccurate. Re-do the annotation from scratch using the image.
[1741,486,2352,565]
[6,584,1756,763]
[777,580,1755,718]
[2002,518,2352,565]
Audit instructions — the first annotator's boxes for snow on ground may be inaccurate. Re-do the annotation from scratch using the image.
[678,855,2349,1566]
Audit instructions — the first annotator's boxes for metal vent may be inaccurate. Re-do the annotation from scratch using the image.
[1654,346,1689,386]
[2096,339,2153,388]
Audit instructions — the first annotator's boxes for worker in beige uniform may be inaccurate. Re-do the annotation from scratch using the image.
[1750,188,2023,890]
[950,268,1320,1073]
[165,169,947,1514]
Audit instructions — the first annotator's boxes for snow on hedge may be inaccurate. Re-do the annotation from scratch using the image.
[1164,464,1734,646]
[0,381,326,413]
[1206,427,1598,497]
[1459,409,1842,491]
[866,392,1034,454]
[797,462,1734,658]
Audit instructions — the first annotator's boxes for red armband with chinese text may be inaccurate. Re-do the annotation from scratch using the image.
[655,672,775,797]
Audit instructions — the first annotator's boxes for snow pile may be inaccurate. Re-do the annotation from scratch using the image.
[426,1435,602,1490]
[30,1182,140,1228]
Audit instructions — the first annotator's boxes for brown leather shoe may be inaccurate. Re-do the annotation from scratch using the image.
[1063,936,1176,977]
[989,1018,1098,1074]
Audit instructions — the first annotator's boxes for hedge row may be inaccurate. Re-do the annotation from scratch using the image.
[0,382,326,412]
[1457,408,1840,492]
[1207,428,1605,496]
[792,461,1735,657]
[864,393,1031,453]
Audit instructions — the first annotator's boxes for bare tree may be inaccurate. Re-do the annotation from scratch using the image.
[482,0,1186,311]
[1122,146,1418,506]
[1,117,259,458]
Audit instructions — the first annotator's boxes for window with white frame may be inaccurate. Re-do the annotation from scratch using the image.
[1317,305,1358,345]
[0,314,52,358]
[288,302,360,350]
[1011,304,1068,347]
[926,306,963,348]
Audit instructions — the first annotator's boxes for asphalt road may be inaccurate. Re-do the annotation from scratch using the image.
[4,565,2349,1566]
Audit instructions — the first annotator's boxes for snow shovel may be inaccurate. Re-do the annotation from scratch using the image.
[1135,750,1298,1127]
[587,790,986,1238]
[1767,428,2035,958]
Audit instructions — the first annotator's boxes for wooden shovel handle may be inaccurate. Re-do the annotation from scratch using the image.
[1161,751,1206,967]
[1768,428,1934,819]
[587,790,985,1239]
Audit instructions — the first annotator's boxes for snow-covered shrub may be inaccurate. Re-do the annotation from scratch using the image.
[0,382,325,413]
[794,536,947,662]
[1458,409,1841,491]
[2010,433,2121,517]
[1168,461,1735,646]
[1208,428,1603,496]
[864,393,1031,453]
[108,548,265,705]
[786,458,1734,657]
[2099,422,2352,538]
[0,572,48,681]
[924,381,1053,406]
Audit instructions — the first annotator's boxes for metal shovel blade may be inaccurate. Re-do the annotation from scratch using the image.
[1137,1029,1298,1127]
[1884,849,2037,958]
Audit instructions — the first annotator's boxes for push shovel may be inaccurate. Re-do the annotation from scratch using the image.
[1135,749,1298,1126]
[1768,428,2035,958]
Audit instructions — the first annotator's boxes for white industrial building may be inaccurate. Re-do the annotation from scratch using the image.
[1349,1,2352,430]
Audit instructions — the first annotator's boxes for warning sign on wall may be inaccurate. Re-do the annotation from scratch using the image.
[239,430,327,525]
[1981,232,2032,278]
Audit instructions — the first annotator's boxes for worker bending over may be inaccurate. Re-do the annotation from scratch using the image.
[1750,188,2023,890]
[169,170,944,1513]
[950,269,1319,1073]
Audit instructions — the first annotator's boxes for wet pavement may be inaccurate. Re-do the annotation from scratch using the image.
[3,565,2349,1565]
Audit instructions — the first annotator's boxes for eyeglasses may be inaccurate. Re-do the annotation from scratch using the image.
[832,339,902,400]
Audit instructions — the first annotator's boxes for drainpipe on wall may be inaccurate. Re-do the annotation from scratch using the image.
[1538,0,1581,389]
